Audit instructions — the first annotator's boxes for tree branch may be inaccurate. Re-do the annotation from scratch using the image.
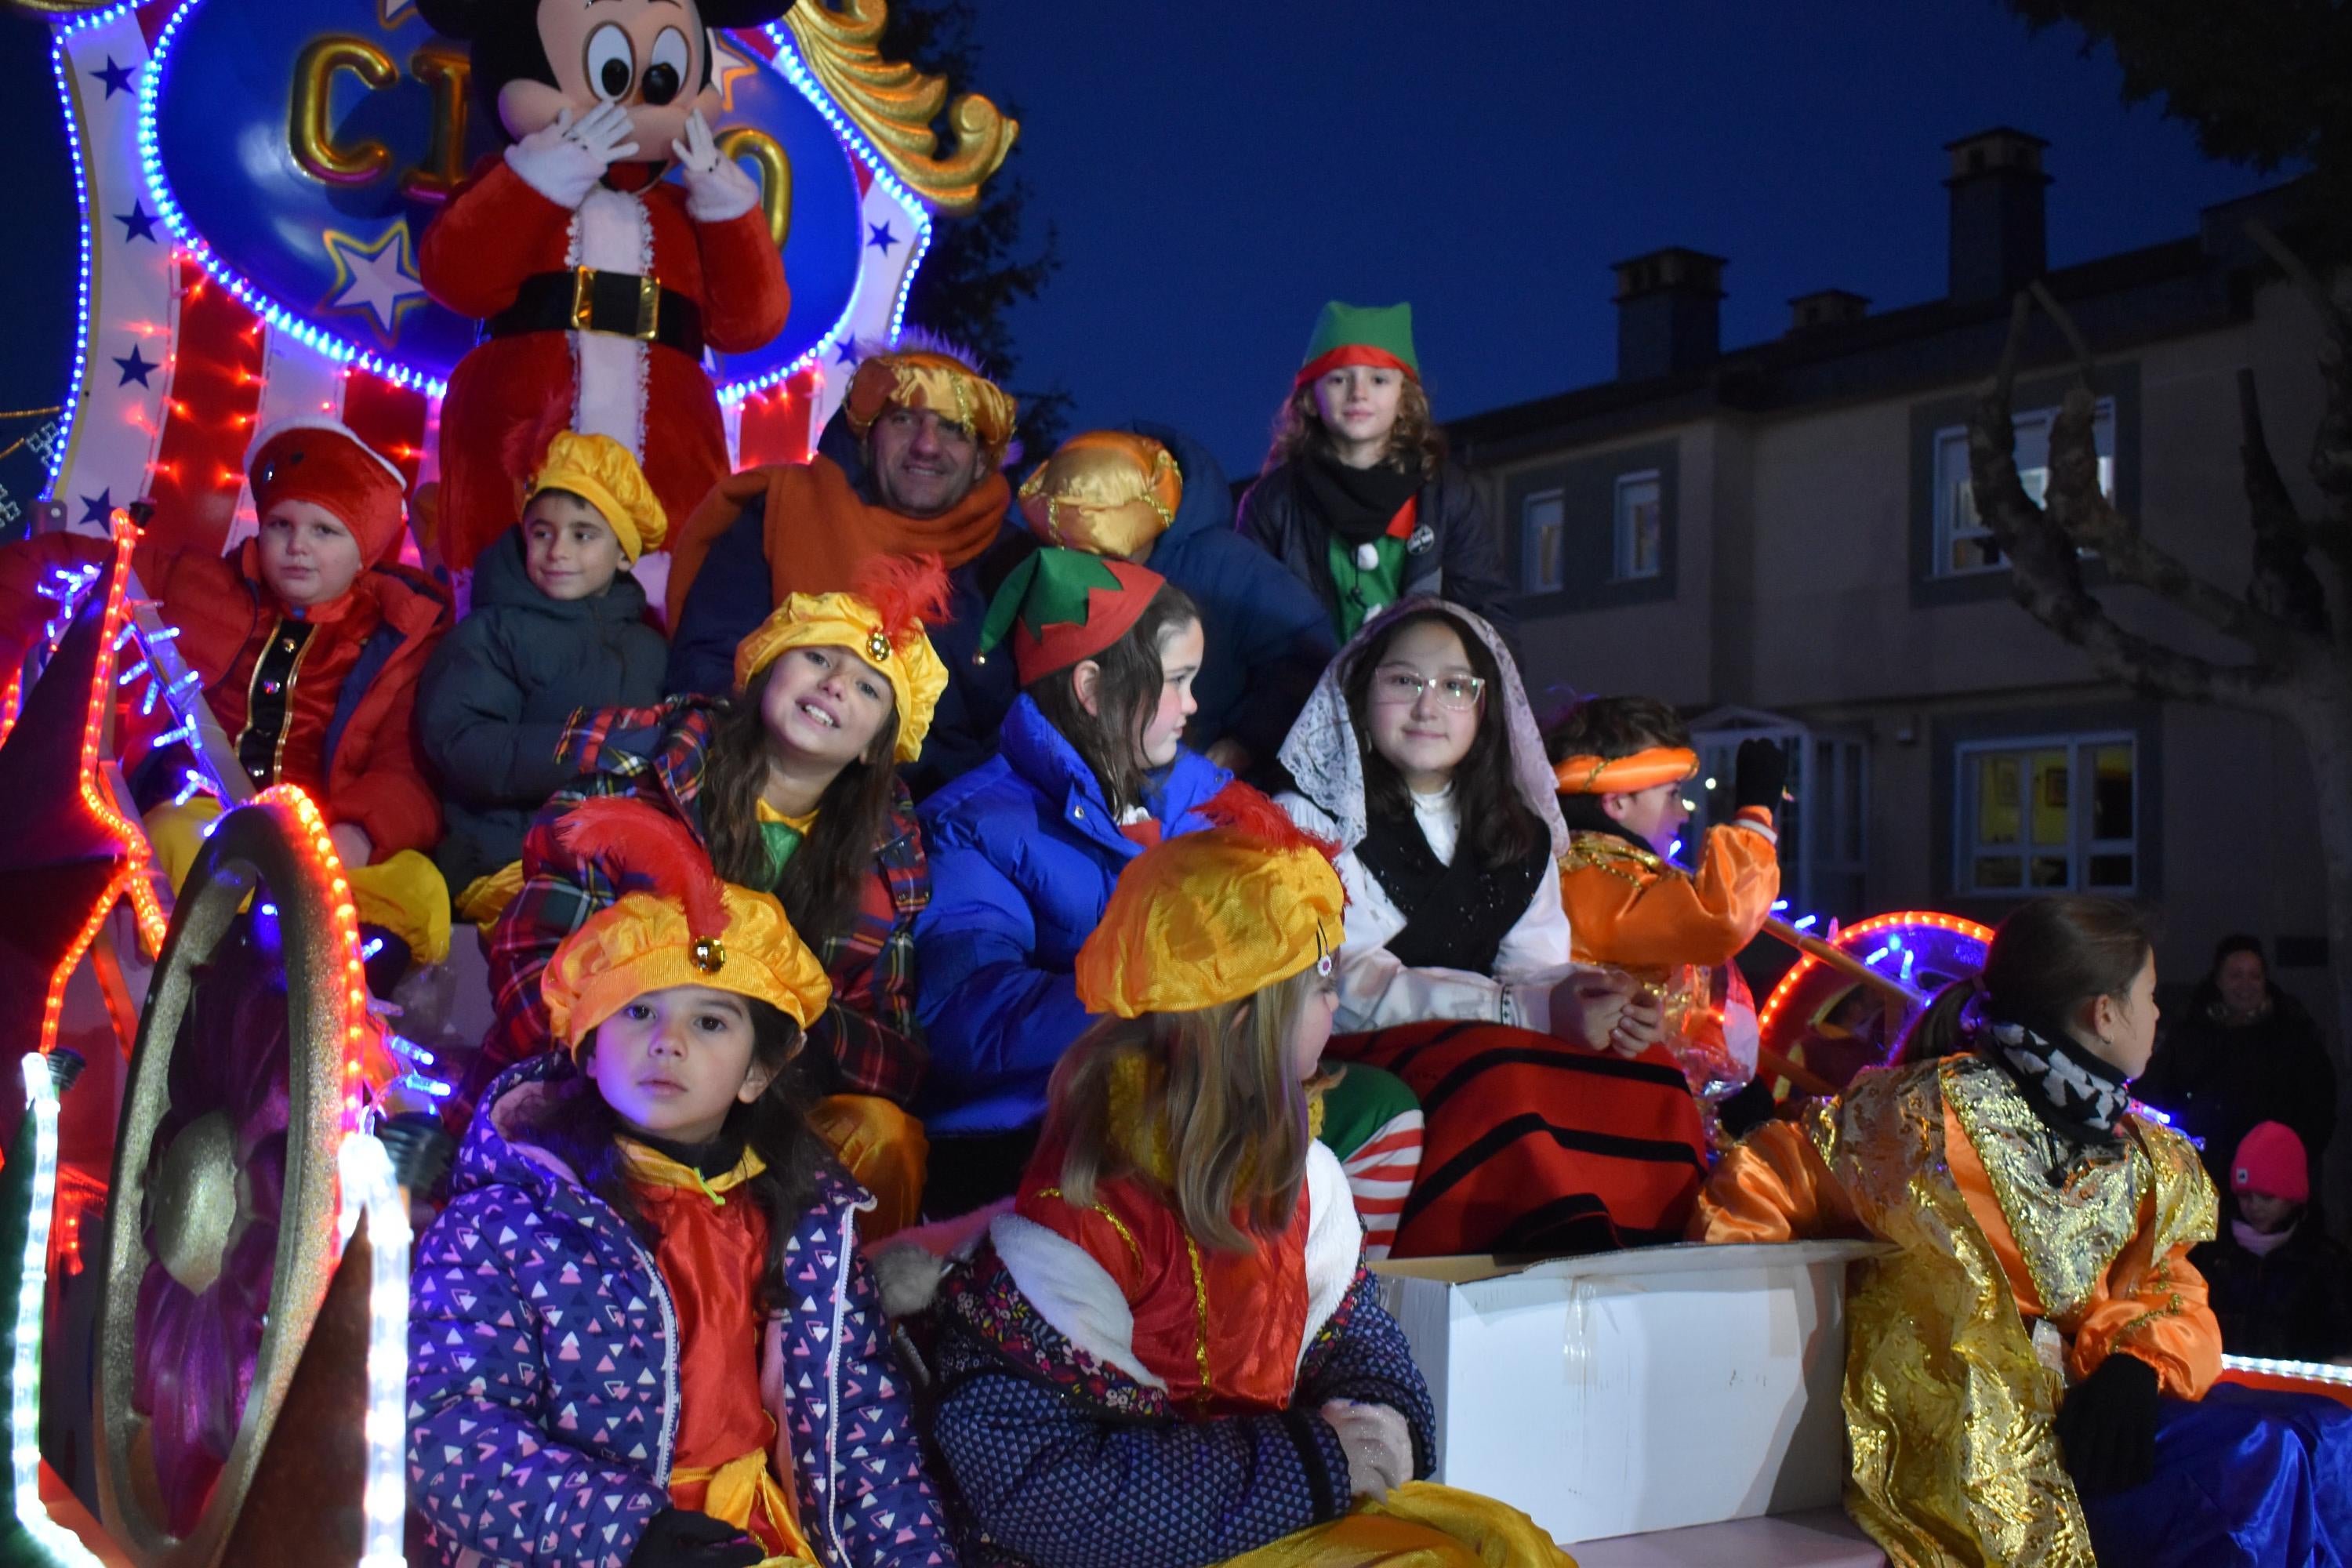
[1969,298,2288,711]
[2020,289,2306,663]
[2238,368,2334,636]
[2247,221,2352,554]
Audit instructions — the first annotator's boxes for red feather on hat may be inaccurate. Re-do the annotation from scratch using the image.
[500,385,575,492]
[555,799,731,941]
[851,551,953,642]
[1196,781,1341,866]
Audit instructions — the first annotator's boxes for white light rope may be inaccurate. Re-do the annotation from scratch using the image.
[337,1133,409,1568]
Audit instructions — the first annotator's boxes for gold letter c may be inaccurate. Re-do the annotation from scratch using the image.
[290,37,397,187]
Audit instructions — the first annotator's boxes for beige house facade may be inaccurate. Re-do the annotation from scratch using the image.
[1448,132,2338,1061]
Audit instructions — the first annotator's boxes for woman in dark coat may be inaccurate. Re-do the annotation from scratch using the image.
[1236,300,1518,659]
[2136,934,2338,1202]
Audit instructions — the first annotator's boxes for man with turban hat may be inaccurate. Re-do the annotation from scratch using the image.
[666,336,1032,797]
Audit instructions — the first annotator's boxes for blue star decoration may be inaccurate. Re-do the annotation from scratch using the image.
[116,201,158,245]
[834,339,861,367]
[318,221,427,346]
[866,221,899,254]
[78,489,111,526]
[90,56,136,99]
[113,346,158,387]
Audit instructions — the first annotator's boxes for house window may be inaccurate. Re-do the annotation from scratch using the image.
[1932,400,2114,576]
[1613,470,1662,581]
[1956,733,2136,894]
[1522,488,1565,593]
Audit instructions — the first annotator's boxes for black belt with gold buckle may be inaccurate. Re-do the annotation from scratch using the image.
[485,267,706,360]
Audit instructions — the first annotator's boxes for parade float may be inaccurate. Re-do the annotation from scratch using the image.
[0,0,2347,1561]
[0,0,1012,1558]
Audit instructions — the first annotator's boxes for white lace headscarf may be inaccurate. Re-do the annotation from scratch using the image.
[1277,597,1570,857]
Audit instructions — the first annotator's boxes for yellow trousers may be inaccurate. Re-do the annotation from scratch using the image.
[144,797,451,964]
[808,1095,927,1242]
[1221,1483,1577,1567]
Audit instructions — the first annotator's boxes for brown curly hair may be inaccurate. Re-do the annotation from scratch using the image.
[1265,374,1448,474]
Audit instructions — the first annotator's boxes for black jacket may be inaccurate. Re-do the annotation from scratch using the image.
[1130,421,1334,768]
[1235,454,1519,662]
[416,526,667,894]
[2194,1214,2352,1362]
[2136,979,2338,1199]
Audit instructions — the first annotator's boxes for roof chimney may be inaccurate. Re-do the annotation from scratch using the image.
[1788,289,1869,335]
[1612,247,1726,382]
[1944,128,2049,304]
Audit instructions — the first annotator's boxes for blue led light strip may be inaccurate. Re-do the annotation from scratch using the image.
[136,0,446,397]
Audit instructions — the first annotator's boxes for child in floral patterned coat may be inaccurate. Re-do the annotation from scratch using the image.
[408,799,954,1568]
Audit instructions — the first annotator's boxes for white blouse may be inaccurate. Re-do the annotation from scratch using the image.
[1279,786,1581,1036]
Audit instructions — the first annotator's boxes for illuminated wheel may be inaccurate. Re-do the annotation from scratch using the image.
[1756,911,1994,1098]
[95,788,376,1564]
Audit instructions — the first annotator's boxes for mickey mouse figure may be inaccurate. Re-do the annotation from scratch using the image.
[415,0,796,579]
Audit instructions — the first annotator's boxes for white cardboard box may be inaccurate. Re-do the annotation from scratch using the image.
[1374,1240,1885,1547]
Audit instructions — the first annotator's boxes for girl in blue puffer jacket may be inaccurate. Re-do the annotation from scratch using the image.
[913,549,1228,1209]
[408,800,956,1568]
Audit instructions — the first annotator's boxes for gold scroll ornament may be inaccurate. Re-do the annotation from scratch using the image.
[782,0,1018,215]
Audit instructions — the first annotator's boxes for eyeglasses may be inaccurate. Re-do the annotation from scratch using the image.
[1369,666,1486,712]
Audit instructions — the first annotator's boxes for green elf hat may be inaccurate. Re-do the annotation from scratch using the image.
[1294,300,1420,389]
[978,546,1168,686]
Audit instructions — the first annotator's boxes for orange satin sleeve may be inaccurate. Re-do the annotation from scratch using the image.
[1690,1119,1864,1244]
[1565,822,1782,971]
[2070,1242,2221,1399]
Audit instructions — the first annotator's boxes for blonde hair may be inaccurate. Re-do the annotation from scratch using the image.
[1265,375,1448,474]
[1043,967,1322,1251]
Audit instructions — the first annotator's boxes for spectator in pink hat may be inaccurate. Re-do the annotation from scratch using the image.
[2194,1122,2352,1362]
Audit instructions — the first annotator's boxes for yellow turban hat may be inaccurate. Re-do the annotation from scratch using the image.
[731,554,953,764]
[1076,783,1347,1018]
[529,431,669,562]
[1017,431,1182,560]
[843,347,1018,461]
[541,800,833,1049]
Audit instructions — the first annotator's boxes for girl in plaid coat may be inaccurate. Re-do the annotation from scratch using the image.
[475,558,953,1235]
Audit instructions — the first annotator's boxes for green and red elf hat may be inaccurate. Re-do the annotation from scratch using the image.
[978,546,1167,686]
[1294,300,1421,389]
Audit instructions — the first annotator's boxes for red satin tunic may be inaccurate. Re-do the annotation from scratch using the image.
[1018,1141,1312,1417]
[627,1151,800,1559]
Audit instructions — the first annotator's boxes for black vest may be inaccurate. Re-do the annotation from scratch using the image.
[1352,806,1548,975]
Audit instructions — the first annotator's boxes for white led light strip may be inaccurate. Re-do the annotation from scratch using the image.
[11,1055,102,1566]
[2223,1353,2352,1388]
[337,1133,409,1568]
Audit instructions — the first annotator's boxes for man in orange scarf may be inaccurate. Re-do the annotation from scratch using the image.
[666,339,1031,794]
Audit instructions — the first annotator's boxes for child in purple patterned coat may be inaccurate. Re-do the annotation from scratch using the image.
[408,800,956,1568]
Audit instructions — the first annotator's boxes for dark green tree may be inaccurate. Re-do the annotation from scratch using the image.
[2005,2,2350,244]
[878,0,1069,456]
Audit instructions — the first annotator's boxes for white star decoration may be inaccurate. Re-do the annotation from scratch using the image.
[321,222,427,342]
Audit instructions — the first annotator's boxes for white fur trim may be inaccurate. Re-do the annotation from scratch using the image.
[1299,1141,1362,1367]
[1733,816,1780,846]
[571,187,652,456]
[989,1212,1167,1390]
[243,416,407,490]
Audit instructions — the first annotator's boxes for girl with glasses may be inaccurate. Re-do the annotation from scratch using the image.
[1276,600,1709,1258]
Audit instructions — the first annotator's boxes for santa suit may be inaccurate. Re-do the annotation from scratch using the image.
[419,154,789,573]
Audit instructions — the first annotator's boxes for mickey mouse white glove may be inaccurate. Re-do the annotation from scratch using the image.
[505,103,641,210]
[672,110,760,223]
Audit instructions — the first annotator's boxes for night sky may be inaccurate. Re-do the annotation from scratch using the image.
[961,1,2284,480]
